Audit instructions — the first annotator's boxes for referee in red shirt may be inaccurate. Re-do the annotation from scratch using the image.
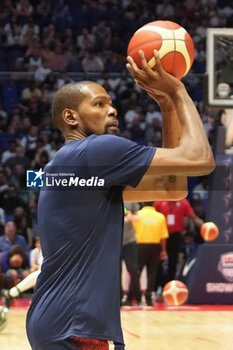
[154,199,203,281]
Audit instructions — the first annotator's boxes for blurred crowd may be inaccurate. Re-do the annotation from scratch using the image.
[0,0,232,284]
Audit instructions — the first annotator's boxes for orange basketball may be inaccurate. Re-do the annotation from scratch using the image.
[200,222,219,241]
[162,280,189,306]
[127,20,195,79]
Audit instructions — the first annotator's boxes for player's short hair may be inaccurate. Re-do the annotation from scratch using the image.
[51,81,94,130]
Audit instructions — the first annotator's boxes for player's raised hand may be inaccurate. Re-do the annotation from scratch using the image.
[126,50,184,97]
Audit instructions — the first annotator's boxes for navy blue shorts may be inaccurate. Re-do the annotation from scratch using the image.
[32,337,125,350]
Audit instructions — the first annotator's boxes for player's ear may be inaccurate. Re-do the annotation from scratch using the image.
[62,108,79,126]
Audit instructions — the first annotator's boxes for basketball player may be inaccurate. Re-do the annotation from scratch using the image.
[26,50,215,350]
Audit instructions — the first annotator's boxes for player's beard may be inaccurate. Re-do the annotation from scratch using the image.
[104,125,118,135]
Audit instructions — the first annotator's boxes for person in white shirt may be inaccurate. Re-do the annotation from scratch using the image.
[81,50,104,73]
[1,141,16,164]
[145,103,162,126]
[34,59,52,84]
[124,106,142,128]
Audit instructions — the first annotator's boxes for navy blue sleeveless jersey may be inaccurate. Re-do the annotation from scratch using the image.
[26,134,156,348]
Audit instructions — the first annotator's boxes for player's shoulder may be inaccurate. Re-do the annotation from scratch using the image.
[87,134,138,154]
[88,134,133,146]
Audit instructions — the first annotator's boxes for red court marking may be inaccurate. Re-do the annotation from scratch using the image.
[122,327,141,338]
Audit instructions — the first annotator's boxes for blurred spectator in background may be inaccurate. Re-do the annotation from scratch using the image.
[14,214,33,249]
[24,97,45,125]
[25,37,44,58]
[81,49,104,73]
[97,71,121,92]
[145,118,162,146]
[192,176,209,202]
[25,53,42,72]
[7,113,21,135]
[34,59,52,84]
[62,27,74,48]
[133,203,168,306]
[121,203,141,307]
[92,19,111,51]
[127,116,145,145]
[16,0,33,23]
[48,43,68,72]
[35,0,51,28]
[1,140,16,164]
[76,27,96,56]
[179,232,199,261]
[120,90,140,116]
[14,206,26,219]
[42,23,56,48]
[31,149,49,169]
[64,44,81,71]
[0,171,9,194]
[124,105,142,129]
[21,81,42,101]
[17,117,32,137]
[52,0,72,38]
[39,81,57,107]
[20,126,38,159]
[8,163,30,204]
[20,17,39,47]
[0,267,14,294]
[0,185,26,216]
[145,103,162,126]
[104,54,122,73]
[57,71,73,89]
[30,236,42,272]
[156,0,174,18]
[0,104,7,127]
[154,200,203,282]
[0,222,29,253]
[3,15,21,48]
[0,244,30,285]
[176,231,199,278]
[0,207,6,235]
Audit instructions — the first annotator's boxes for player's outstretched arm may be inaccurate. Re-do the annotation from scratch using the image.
[126,50,215,176]
[124,50,215,202]
[124,58,187,201]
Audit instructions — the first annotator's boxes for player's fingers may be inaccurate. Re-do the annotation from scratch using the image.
[152,50,163,72]
[126,63,133,76]
[126,55,139,73]
[139,50,153,73]
[139,50,160,80]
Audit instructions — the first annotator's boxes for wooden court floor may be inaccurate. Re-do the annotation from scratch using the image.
[1,303,233,350]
